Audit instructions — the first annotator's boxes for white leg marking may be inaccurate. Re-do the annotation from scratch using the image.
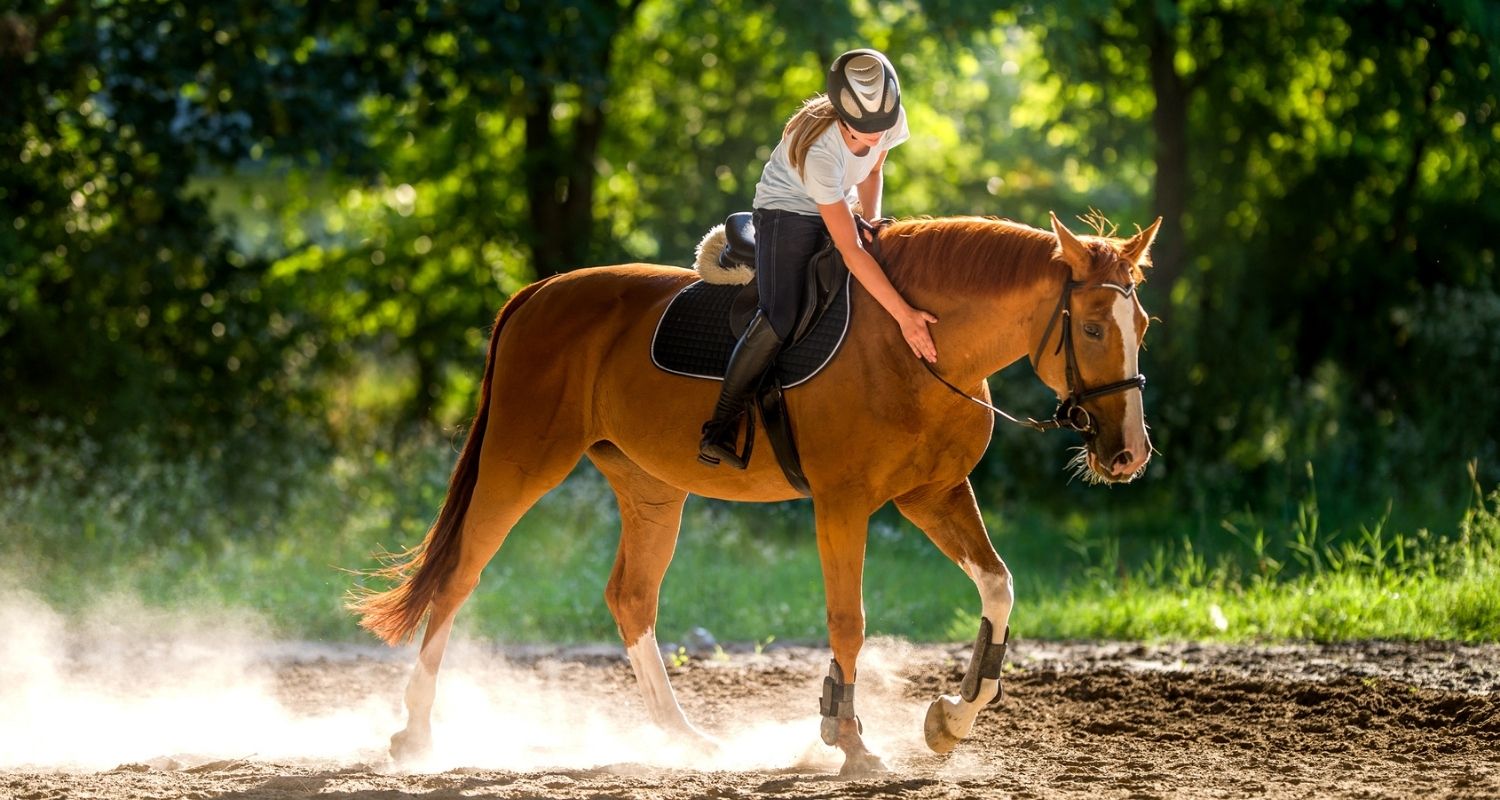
[403,616,457,731]
[967,561,1014,641]
[625,628,706,740]
[932,561,1014,740]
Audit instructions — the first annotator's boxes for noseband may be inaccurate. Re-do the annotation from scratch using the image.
[921,278,1146,437]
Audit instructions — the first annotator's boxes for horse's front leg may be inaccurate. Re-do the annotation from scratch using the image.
[895,479,1013,754]
[813,499,887,777]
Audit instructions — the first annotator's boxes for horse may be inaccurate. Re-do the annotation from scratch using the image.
[350,211,1160,776]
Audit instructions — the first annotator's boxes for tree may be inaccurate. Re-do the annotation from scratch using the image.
[0,0,393,447]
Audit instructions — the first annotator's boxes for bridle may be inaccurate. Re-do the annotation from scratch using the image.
[920,278,1146,437]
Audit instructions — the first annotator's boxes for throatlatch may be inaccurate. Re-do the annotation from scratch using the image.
[959,617,1010,705]
[819,659,860,745]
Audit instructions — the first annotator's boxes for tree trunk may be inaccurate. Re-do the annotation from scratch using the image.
[523,81,567,280]
[1146,4,1189,313]
[560,104,604,269]
[523,91,604,280]
[520,0,642,280]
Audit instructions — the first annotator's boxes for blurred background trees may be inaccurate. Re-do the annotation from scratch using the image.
[3,0,1497,535]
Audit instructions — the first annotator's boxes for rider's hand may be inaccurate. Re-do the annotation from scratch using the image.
[858,216,893,247]
[899,305,939,363]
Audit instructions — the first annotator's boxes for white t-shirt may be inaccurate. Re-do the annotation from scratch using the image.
[753,106,909,216]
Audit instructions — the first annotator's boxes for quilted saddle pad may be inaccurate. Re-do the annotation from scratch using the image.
[650,274,852,388]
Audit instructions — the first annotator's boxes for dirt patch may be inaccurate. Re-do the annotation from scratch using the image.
[5,640,1497,799]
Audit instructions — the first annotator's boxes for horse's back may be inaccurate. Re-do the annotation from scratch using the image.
[495,264,694,349]
[488,262,700,407]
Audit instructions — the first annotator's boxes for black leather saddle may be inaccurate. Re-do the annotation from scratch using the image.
[720,212,846,346]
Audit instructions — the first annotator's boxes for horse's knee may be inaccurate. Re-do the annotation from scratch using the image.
[966,557,1012,607]
[604,583,656,640]
[603,578,623,620]
[603,584,635,626]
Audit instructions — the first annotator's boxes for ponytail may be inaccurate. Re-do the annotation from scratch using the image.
[783,94,839,180]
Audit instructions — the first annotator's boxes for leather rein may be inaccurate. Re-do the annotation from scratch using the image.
[919,278,1146,437]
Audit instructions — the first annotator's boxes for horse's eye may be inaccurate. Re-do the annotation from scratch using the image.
[1083,323,1103,339]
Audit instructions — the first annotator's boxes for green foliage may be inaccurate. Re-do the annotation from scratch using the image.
[964,461,1500,642]
[0,0,403,447]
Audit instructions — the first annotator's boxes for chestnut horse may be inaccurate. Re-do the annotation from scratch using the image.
[351,212,1160,775]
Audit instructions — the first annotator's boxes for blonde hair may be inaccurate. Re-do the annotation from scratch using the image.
[783,94,839,179]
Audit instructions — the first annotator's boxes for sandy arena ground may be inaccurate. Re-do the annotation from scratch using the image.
[3,638,1498,799]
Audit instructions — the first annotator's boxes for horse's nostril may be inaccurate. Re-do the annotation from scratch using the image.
[1111,450,1133,471]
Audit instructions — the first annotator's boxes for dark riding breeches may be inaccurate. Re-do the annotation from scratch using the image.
[752,208,829,340]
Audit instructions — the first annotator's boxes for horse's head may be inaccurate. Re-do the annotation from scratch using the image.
[1031,212,1161,485]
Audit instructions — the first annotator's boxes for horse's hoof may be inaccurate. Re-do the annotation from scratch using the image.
[838,750,889,779]
[924,699,962,754]
[677,725,723,756]
[699,733,725,755]
[389,728,432,763]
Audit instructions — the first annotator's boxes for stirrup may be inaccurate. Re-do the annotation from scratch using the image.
[698,411,755,469]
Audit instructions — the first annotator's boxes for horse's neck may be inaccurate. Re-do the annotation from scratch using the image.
[922,271,1062,392]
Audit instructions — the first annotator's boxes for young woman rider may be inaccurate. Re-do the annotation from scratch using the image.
[699,48,939,469]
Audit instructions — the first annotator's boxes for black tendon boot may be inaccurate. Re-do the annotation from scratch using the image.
[698,310,784,468]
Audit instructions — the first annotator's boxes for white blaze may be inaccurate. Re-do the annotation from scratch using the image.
[1112,292,1147,461]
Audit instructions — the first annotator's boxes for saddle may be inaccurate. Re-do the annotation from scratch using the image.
[721,212,847,345]
[652,212,869,495]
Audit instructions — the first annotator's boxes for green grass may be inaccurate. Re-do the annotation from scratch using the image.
[3,431,1496,645]
[995,463,1500,642]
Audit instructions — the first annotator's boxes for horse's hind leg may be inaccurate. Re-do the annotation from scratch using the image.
[894,479,1013,754]
[588,443,713,747]
[391,435,584,762]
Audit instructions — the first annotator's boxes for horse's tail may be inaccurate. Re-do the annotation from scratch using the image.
[348,277,553,646]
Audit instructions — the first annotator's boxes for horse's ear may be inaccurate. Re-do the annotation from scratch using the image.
[1050,211,1090,279]
[1121,217,1163,268]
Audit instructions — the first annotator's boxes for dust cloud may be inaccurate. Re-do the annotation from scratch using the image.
[0,589,395,770]
[0,589,934,774]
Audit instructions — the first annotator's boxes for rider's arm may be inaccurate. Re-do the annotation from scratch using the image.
[817,198,938,363]
[855,151,887,222]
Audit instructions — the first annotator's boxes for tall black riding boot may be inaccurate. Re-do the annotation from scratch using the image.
[698,310,784,469]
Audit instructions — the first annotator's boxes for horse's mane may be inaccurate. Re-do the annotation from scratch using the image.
[878,215,1147,296]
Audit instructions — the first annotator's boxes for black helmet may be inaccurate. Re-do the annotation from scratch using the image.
[826,49,901,134]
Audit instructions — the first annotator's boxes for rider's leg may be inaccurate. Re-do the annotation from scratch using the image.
[698,309,783,468]
[698,209,825,468]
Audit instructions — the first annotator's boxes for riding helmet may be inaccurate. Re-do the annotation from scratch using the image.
[826,48,901,134]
